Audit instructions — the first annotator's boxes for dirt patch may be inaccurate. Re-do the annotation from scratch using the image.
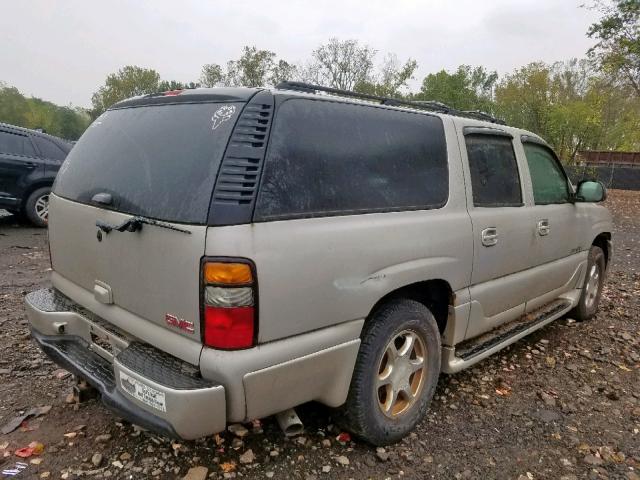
[0,191,638,480]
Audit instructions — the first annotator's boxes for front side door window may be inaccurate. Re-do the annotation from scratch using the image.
[523,142,570,204]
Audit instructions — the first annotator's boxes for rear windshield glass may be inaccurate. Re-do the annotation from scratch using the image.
[54,102,241,224]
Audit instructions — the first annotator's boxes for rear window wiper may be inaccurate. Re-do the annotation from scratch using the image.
[96,216,192,235]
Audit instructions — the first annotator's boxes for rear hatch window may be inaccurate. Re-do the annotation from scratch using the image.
[54,102,241,224]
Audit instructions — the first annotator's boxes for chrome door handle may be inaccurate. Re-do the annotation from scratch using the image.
[481,227,498,246]
[537,219,550,236]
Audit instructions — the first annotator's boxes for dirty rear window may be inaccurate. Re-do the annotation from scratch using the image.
[54,103,241,224]
[255,99,448,220]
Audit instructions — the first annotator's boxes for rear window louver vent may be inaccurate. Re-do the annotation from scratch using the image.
[209,91,274,226]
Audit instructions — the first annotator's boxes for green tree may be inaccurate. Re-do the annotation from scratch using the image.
[226,46,276,87]
[0,83,90,140]
[200,64,225,87]
[200,47,296,87]
[493,59,640,162]
[0,83,29,126]
[587,0,640,96]
[415,65,498,112]
[305,38,377,90]
[90,66,161,118]
[355,54,418,97]
[270,59,299,86]
[157,80,199,91]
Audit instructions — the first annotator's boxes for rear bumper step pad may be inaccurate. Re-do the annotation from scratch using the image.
[31,329,180,438]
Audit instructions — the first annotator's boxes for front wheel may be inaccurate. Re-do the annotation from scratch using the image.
[339,298,441,446]
[24,187,51,228]
[569,245,606,321]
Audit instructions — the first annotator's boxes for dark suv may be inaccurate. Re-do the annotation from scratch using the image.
[0,123,73,227]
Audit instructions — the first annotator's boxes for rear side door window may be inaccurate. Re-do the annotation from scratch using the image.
[465,133,522,207]
[255,99,448,220]
[33,136,67,161]
[522,142,570,204]
[0,131,36,157]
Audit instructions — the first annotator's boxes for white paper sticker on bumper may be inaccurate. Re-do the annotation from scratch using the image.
[119,372,166,412]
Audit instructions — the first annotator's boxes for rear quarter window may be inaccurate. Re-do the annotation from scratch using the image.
[254,99,448,220]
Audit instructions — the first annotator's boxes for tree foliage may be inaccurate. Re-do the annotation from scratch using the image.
[587,0,640,95]
[90,66,161,118]
[200,46,297,88]
[4,21,640,156]
[304,38,377,90]
[0,83,89,140]
[355,54,418,97]
[495,59,640,161]
[414,65,498,112]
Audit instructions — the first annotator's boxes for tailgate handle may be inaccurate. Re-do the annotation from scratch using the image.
[94,280,113,304]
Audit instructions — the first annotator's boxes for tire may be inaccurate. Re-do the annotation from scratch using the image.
[24,187,51,228]
[339,298,441,446]
[569,245,606,321]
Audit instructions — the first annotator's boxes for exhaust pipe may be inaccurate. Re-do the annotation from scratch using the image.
[275,408,304,437]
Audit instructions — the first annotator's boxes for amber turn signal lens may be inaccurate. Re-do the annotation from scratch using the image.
[204,262,252,285]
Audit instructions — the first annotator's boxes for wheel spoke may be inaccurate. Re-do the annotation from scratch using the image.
[398,332,415,358]
[386,342,399,362]
[383,386,399,413]
[409,356,424,373]
[377,363,393,388]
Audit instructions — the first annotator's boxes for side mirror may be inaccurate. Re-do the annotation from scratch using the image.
[575,180,606,203]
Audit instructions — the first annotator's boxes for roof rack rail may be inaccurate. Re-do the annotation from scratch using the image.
[275,81,505,124]
[461,110,506,125]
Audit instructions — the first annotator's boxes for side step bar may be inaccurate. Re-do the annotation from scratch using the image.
[441,299,573,374]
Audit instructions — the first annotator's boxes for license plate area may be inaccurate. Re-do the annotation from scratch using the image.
[119,371,167,412]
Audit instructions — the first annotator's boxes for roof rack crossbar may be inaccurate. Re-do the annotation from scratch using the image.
[275,81,505,124]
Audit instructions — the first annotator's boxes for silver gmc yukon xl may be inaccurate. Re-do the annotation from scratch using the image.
[25,82,612,446]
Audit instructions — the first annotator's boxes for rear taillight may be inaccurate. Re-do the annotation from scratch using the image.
[201,260,257,349]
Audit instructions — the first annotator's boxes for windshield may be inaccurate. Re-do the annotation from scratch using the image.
[54,102,241,224]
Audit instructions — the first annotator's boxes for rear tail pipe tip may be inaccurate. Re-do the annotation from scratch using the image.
[275,408,304,437]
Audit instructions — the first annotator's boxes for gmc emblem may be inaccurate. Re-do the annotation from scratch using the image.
[165,313,195,334]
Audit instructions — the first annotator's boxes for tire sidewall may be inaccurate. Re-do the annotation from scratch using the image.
[25,187,51,228]
[580,247,606,318]
[353,300,441,444]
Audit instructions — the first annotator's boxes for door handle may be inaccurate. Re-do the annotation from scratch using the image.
[537,219,550,236]
[481,227,498,246]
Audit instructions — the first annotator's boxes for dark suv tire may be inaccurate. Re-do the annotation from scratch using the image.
[24,187,51,228]
[569,245,606,321]
[339,298,441,445]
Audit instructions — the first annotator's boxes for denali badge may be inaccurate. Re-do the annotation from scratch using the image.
[165,313,195,334]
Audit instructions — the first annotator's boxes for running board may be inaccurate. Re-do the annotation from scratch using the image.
[441,299,573,374]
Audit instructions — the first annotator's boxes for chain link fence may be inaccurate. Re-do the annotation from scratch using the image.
[566,164,640,191]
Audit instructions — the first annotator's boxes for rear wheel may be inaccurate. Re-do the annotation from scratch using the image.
[570,245,606,321]
[339,298,441,445]
[24,187,51,228]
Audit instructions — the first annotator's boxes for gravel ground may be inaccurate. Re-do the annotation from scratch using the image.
[0,190,638,480]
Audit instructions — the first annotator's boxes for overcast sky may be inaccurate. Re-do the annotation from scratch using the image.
[1,0,600,108]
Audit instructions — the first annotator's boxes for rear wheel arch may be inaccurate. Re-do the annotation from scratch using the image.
[366,279,453,335]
